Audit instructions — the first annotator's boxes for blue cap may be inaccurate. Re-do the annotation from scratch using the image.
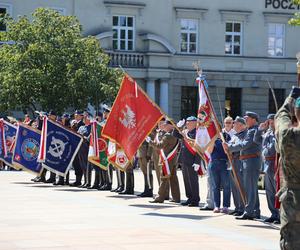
[234,116,246,125]
[186,116,197,122]
[74,110,83,116]
[296,97,300,109]
[245,111,259,121]
[267,114,275,120]
[62,113,70,119]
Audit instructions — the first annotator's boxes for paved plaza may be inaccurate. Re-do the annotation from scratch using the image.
[0,170,279,250]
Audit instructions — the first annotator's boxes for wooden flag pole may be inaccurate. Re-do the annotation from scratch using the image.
[197,72,247,206]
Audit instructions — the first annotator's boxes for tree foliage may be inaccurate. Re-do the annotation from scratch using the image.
[0,8,123,114]
[289,0,300,25]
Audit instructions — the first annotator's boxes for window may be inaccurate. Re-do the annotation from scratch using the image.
[269,89,285,113]
[180,19,197,53]
[181,86,198,118]
[268,23,285,57]
[0,7,7,31]
[225,21,242,55]
[225,88,242,118]
[112,15,134,51]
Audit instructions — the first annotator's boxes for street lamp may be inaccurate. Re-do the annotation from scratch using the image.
[297,52,300,87]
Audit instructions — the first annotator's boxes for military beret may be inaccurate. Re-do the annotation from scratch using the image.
[62,113,70,119]
[295,97,300,109]
[186,116,197,122]
[234,116,246,125]
[244,111,259,121]
[267,114,275,120]
[48,110,57,116]
[74,110,83,116]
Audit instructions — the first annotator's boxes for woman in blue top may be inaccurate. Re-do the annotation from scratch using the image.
[208,133,231,213]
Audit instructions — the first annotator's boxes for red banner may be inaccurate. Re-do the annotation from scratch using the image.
[102,75,163,161]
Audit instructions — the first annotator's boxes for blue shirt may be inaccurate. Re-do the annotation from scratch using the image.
[211,139,228,161]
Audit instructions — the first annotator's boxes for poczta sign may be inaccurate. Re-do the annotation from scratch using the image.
[265,0,300,9]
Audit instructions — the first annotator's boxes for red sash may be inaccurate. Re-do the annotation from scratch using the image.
[160,143,179,177]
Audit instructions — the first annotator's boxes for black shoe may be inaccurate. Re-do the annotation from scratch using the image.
[149,200,163,203]
[116,187,124,193]
[119,190,134,195]
[200,206,213,211]
[181,200,191,206]
[88,185,98,190]
[31,177,39,182]
[236,213,254,220]
[229,210,239,215]
[138,191,153,198]
[53,181,64,186]
[255,215,261,220]
[70,181,81,187]
[188,202,199,207]
[111,187,119,192]
[264,217,276,223]
[233,211,244,217]
[273,219,281,224]
[45,178,55,183]
[164,197,170,201]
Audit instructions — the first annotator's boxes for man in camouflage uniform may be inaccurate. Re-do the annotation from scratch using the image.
[275,91,300,250]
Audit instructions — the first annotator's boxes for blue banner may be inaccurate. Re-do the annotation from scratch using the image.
[41,119,83,176]
[13,124,42,174]
[0,121,17,168]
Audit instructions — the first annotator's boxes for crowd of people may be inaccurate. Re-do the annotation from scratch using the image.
[2,89,300,249]
[0,103,282,225]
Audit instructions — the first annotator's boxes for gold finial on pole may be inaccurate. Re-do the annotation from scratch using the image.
[192,60,202,76]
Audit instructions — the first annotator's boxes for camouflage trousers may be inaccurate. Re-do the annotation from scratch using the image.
[279,188,300,250]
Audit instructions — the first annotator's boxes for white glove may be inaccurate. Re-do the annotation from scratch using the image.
[177,119,185,128]
[192,164,200,172]
[145,136,151,143]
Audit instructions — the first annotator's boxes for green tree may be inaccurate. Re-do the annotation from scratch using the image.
[289,0,300,25]
[0,8,122,114]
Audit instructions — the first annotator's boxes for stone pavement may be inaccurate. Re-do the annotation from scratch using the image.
[0,170,279,250]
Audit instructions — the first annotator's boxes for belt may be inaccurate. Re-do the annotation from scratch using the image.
[286,183,300,190]
[211,158,227,161]
[239,153,260,160]
[265,156,276,161]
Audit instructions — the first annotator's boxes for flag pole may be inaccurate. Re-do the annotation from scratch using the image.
[198,72,247,206]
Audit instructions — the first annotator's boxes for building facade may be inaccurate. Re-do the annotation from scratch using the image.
[1,0,300,120]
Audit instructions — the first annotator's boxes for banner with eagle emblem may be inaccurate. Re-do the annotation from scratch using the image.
[195,76,220,152]
[102,74,163,161]
[12,124,42,175]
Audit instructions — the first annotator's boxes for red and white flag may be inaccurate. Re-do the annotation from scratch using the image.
[195,76,220,152]
[37,116,48,163]
[107,141,130,171]
[102,75,163,161]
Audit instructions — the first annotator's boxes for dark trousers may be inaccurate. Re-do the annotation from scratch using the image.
[182,163,200,203]
[231,159,244,213]
[242,157,261,217]
[264,160,279,219]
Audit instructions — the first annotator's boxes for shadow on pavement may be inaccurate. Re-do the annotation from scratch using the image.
[27,185,56,188]
[143,212,212,220]
[129,204,178,210]
[54,188,97,192]
[107,195,141,200]
[12,182,37,185]
[240,224,280,230]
